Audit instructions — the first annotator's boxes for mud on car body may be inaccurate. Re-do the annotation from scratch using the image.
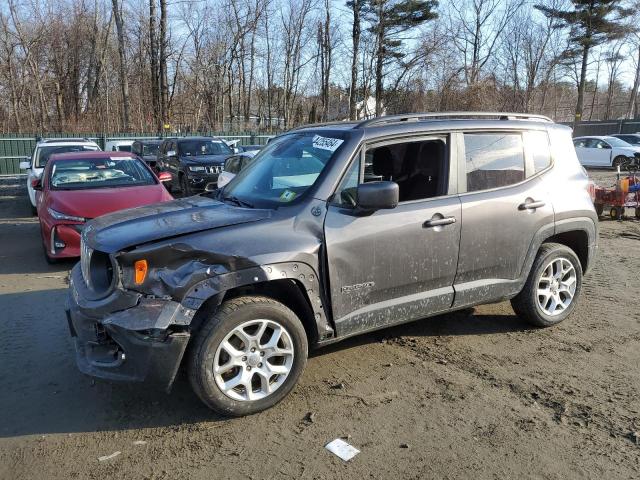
[67,113,598,416]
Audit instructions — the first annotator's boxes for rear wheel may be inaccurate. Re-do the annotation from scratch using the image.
[511,243,582,327]
[188,296,308,416]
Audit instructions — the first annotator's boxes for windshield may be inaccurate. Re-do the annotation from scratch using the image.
[143,144,160,156]
[604,137,632,147]
[220,131,347,208]
[49,157,156,190]
[178,139,232,156]
[115,144,132,152]
[35,145,99,168]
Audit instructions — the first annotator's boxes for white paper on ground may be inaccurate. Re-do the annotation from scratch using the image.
[325,438,360,461]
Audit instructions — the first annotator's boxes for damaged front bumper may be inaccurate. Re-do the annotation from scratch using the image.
[65,264,194,391]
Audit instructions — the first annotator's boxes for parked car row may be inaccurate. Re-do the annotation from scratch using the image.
[19,136,264,263]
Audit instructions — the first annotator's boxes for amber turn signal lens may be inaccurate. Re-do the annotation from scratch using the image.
[134,260,148,285]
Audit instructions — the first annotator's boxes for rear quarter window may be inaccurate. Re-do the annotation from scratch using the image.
[524,130,551,175]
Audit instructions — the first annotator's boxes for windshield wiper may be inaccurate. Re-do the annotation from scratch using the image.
[221,194,254,208]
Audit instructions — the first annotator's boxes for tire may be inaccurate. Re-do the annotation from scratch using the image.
[188,296,308,416]
[594,203,604,217]
[511,243,583,328]
[180,174,191,197]
[610,206,623,220]
[636,207,640,219]
[31,203,37,216]
[42,242,59,264]
[612,156,628,170]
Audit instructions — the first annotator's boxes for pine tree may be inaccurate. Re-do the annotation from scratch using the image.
[363,0,438,116]
[535,0,633,125]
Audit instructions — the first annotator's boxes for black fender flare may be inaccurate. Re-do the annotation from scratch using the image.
[517,216,597,290]
[180,261,333,341]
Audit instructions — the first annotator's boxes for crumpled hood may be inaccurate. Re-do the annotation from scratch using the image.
[84,196,272,253]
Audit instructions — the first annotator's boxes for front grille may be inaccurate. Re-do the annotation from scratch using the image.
[205,165,222,174]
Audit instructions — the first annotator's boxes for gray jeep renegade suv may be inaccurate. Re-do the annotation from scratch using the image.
[66,112,598,415]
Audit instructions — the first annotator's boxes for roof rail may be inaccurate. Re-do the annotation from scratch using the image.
[356,112,553,128]
[289,120,356,131]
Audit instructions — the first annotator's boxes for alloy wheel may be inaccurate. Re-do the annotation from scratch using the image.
[213,319,294,401]
[536,257,577,316]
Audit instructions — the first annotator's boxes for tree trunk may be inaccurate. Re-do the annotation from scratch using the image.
[349,0,360,120]
[159,0,169,128]
[374,1,384,116]
[111,0,130,131]
[627,45,640,120]
[574,45,590,127]
[149,0,161,131]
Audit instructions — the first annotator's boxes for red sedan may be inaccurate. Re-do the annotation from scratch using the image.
[34,151,173,263]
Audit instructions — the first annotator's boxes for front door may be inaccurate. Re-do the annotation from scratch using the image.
[324,136,461,337]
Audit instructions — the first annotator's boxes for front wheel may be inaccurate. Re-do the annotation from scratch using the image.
[188,296,308,416]
[613,156,629,170]
[511,243,583,327]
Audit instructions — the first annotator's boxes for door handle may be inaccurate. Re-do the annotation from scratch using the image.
[519,200,546,210]
[423,216,457,228]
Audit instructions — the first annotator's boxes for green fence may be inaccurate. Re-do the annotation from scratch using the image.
[0,132,274,175]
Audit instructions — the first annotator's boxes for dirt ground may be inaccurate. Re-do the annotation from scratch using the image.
[0,170,639,480]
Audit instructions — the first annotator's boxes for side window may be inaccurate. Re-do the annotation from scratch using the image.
[595,140,609,149]
[573,138,587,148]
[525,131,551,175]
[464,133,524,192]
[366,138,448,202]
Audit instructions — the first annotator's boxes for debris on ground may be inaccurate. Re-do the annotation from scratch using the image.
[325,438,360,461]
[400,443,410,449]
[133,440,147,446]
[331,383,345,390]
[98,451,121,462]
[304,412,316,424]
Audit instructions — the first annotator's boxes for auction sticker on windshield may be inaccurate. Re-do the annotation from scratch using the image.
[312,135,343,152]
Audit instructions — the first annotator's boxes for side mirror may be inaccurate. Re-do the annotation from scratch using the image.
[356,181,399,211]
[233,147,242,154]
[19,161,31,170]
[166,150,177,157]
[204,182,218,193]
[603,144,612,150]
[157,171,172,183]
[31,178,42,191]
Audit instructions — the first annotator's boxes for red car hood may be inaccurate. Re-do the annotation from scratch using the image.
[49,185,171,219]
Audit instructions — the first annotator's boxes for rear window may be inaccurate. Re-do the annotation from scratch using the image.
[49,157,156,190]
[35,145,99,168]
[464,133,525,192]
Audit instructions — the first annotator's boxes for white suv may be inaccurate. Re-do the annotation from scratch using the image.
[20,138,100,214]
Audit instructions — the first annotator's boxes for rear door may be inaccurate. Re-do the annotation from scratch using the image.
[324,135,461,337]
[453,129,555,307]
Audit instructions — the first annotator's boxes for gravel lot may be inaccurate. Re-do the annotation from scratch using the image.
[1,170,639,479]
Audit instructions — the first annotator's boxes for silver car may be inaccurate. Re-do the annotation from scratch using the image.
[67,112,597,415]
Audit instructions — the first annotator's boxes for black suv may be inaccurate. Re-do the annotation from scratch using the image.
[156,136,234,194]
[66,113,598,416]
